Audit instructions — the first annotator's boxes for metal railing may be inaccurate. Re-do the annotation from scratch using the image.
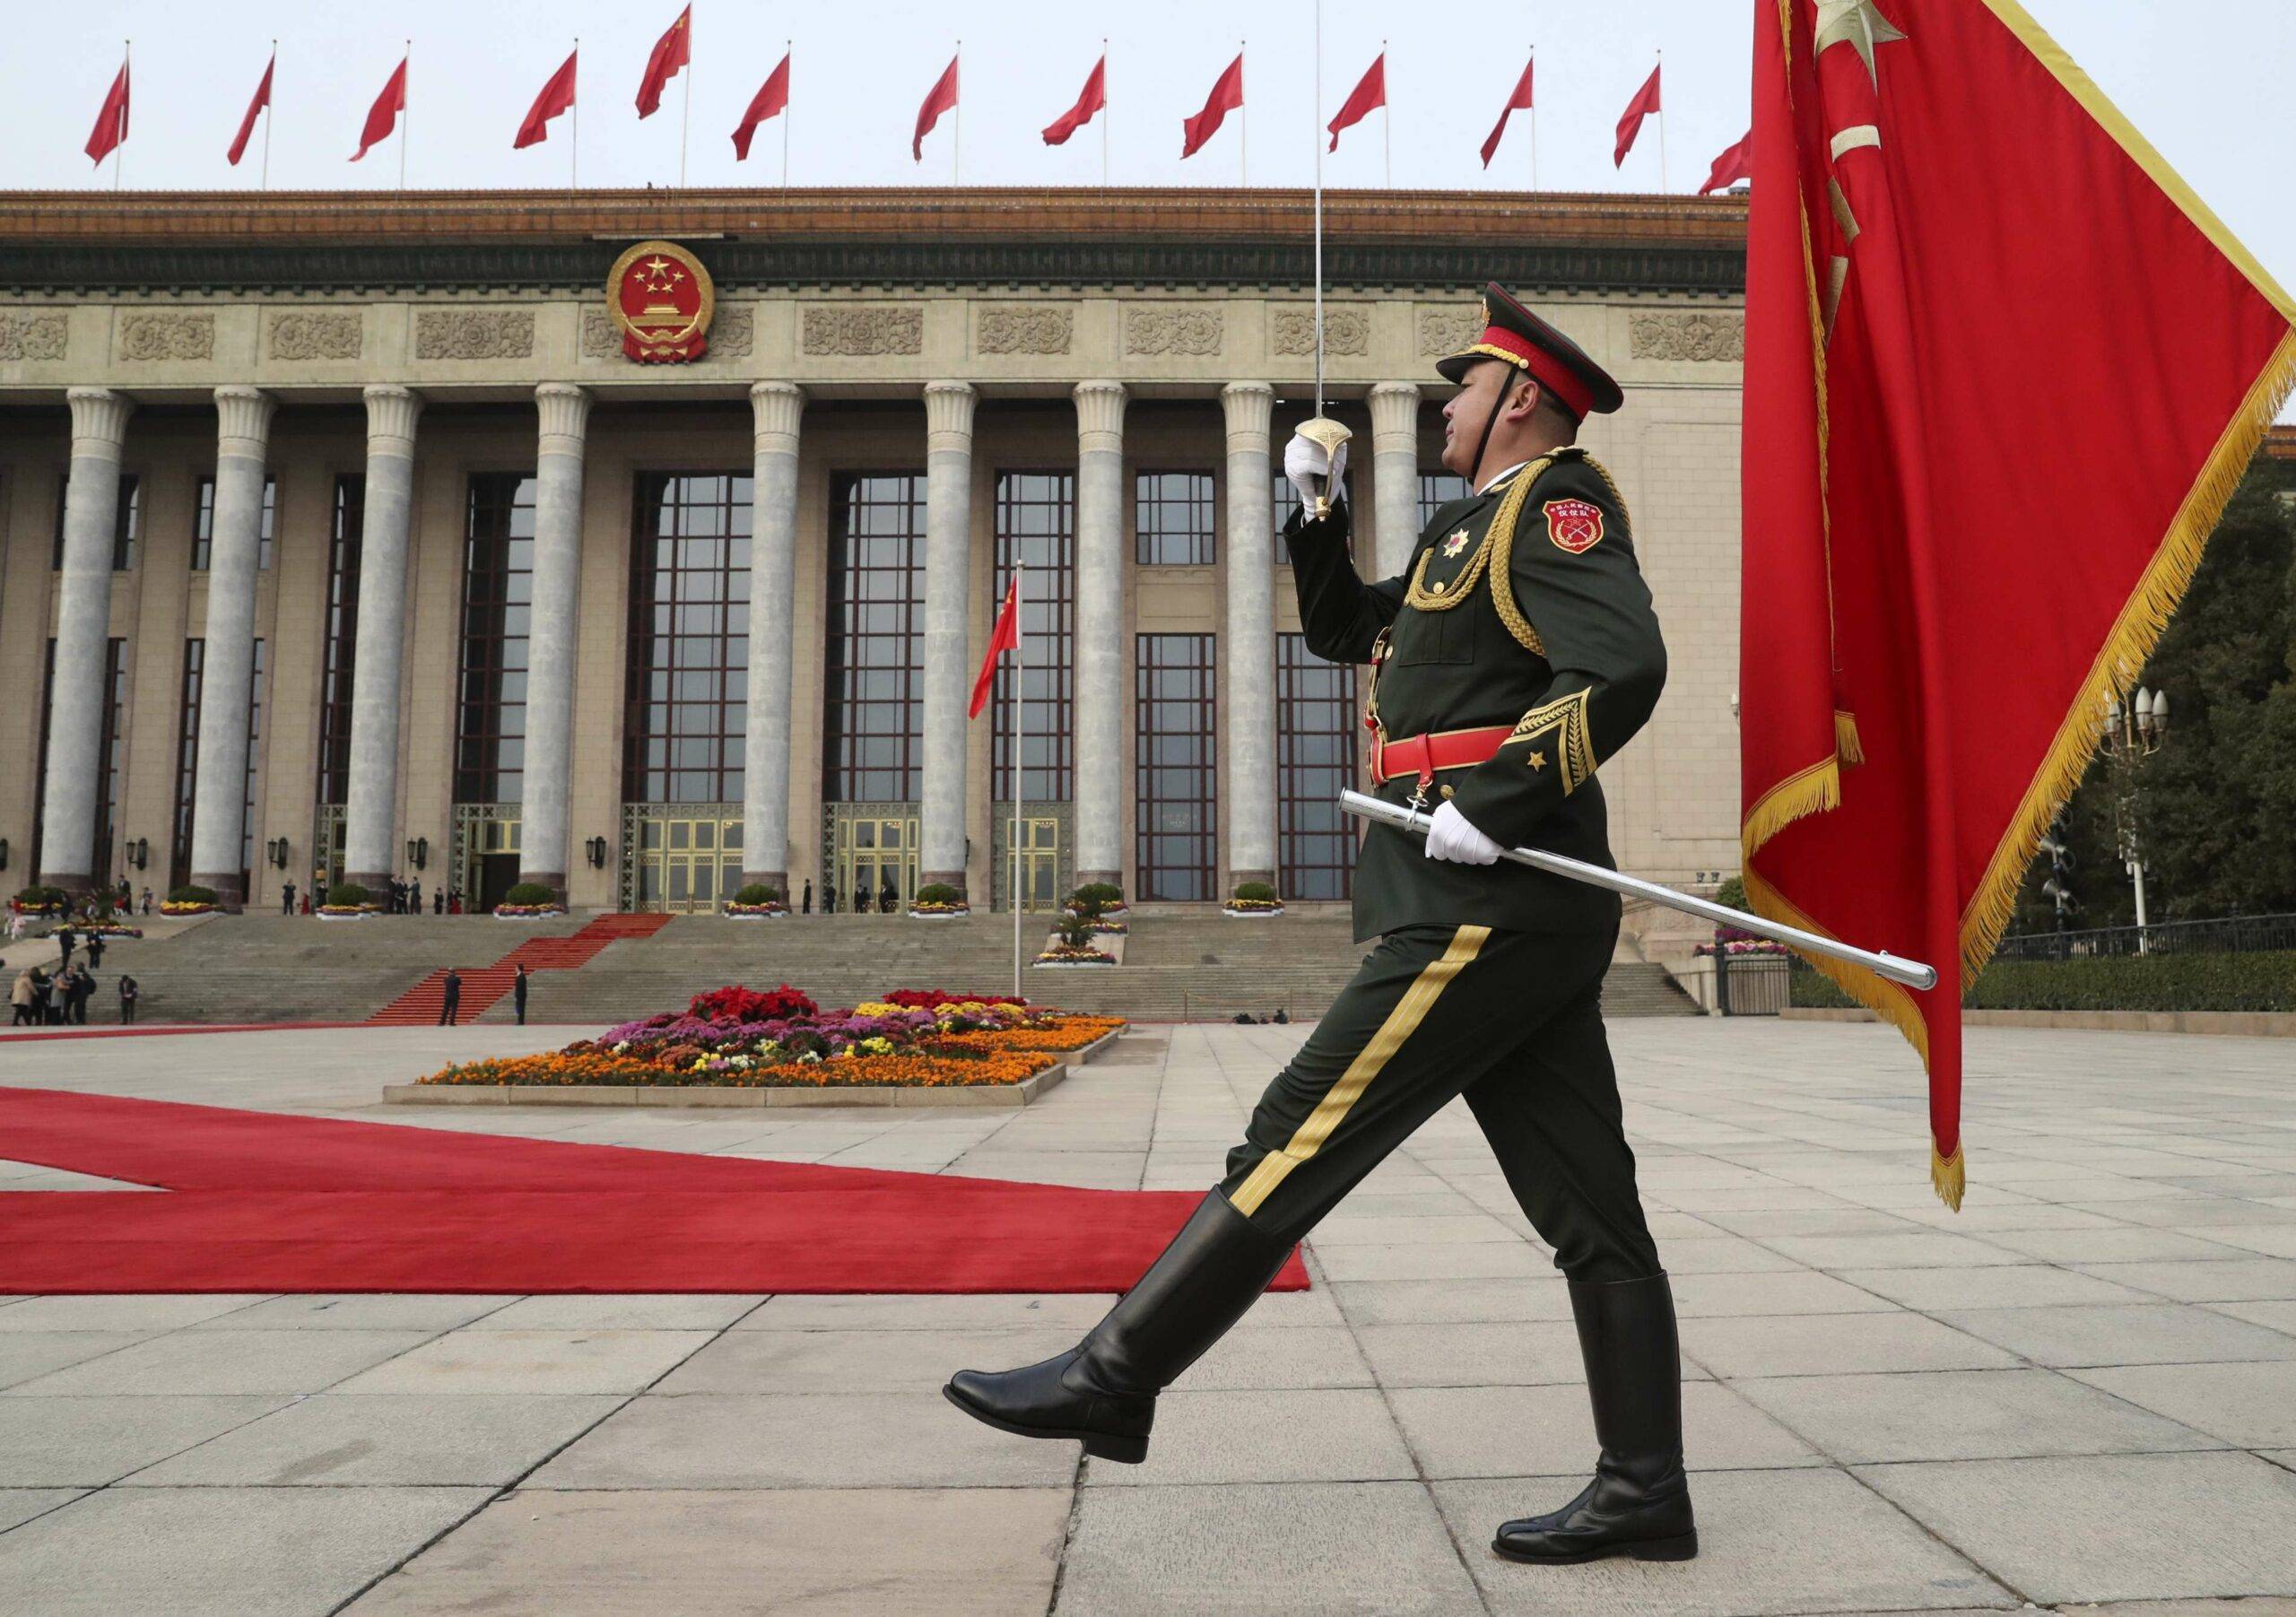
[1990,912,2296,962]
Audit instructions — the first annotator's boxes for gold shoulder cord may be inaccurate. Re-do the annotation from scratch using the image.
[1403,455,1551,615]
[1484,450,1632,658]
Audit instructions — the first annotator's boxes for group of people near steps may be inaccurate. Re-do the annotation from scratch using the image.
[7,922,137,1026]
[430,963,531,1028]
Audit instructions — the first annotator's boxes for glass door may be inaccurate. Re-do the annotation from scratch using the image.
[830,813,920,914]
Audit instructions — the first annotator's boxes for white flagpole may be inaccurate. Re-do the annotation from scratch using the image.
[1011,564,1025,997]
[1239,41,1248,186]
[1313,4,1325,418]
[261,42,275,191]
[1382,39,1391,190]
[783,41,792,189]
[570,40,580,189]
[400,41,411,192]
[116,41,129,193]
[1101,39,1110,191]
[1528,45,1539,192]
[679,15,692,187]
[952,41,961,187]
[1655,50,1668,194]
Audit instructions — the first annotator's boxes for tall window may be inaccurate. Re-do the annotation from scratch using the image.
[1268,468,1352,559]
[822,474,926,803]
[1135,633,1217,900]
[52,473,140,570]
[1135,470,1215,565]
[315,475,363,805]
[1419,471,1474,526]
[170,639,268,891]
[192,474,277,570]
[31,637,127,888]
[455,474,536,804]
[994,472,1075,803]
[623,473,752,803]
[1278,632,1358,900]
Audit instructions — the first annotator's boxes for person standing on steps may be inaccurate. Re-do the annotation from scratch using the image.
[117,972,138,1025]
[281,881,296,917]
[85,935,104,971]
[512,963,529,1026]
[946,283,1692,1568]
[438,968,463,1028]
[54,926,74,969]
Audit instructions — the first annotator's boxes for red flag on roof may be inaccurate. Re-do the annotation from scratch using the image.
[1043,56,1106,147]
[1738,0,2296,1208]
[1699,127,1751,195]
[515,49,578,151]
[914,53,959,161]
[636,6,691,119]
[227,54,273,167]
[1327,53,1385,152]
[1613,64,1660,167]
[350,56,407,163]
[86,61,129,167]
[1480,56,1533,169]
[1182,53,1243,159]
[732,52,790,160]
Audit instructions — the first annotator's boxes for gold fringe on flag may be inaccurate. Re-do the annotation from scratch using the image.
[1931,1140,1966,1212]
[1832,709,1866,767]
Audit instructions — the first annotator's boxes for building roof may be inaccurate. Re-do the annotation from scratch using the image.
[0,187,1747,298]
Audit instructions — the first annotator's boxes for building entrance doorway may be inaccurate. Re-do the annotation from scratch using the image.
[1009,815,1061,912]
[628,811,743,914]
[828,812,918,914]
[452,807,522,913]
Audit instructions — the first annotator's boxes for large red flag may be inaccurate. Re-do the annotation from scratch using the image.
[1182,54,1244,159]
[1327,53,1385,152]
[1740,0,2296,1208]
[350,56,407,163]
[1043,56,1106,147]
[636,6,691,118]
[732,53,790,160]
[913,54,959,161]
[970,578,1021,719]
[85,62,129,167]
[1480,57,1533,169]
[515,50,578,151]
[227,54,273,167]
[1699,127,1751,196]
[1613,64,1660,167]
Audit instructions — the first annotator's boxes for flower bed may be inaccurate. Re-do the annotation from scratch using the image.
[909,900,970,917]
[159,900,215,917]
[724,900,787,918]
[79,923,144,939]
[1034,943,1118,966]
[316,904,378,920]
[424,1048,1055,1090]
[1222,898,1285,917]
[881,988,1026,1010]
[493,902,566,920]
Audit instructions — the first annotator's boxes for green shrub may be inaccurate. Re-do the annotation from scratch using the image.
[326,882,370,907]
[167,884,221,907]
[1716,875,1747,911]
[732,883,781,905]
[502,882,559,907]
[1072,881,1125,910]
[1231,881,1279,904]
[13,884,69,908]
[1964,951,2296,1013]
[1055,908,1097,949]
[1787,963,1857,1008]
[915,882,965,906]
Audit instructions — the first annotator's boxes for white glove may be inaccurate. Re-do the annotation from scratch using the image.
[1423,800,1504,865]
[1283,430,1349,516]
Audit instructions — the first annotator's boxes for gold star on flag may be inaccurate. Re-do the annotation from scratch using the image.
[1814,0,1907,87]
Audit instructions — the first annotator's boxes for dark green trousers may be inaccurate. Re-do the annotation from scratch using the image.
[1219,921,1662,1283]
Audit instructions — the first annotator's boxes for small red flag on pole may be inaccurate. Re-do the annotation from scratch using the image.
[1481,56,1534,170]
[636,6,691,118]
[1699,127,1751,196]
[732,52,790,160]
[1613,63,1661,168]
[350,55,408,163]
[1043,56,1106,147]
[1326,52,1385,152]
[1182,53,1244,159]
[227,53,274,168]
[515,49,578,150]
[913,52,960,162]
[86,59,130,168]
[970,578,1021,719]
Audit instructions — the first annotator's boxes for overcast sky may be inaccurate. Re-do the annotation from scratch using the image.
[17,2,2296,409]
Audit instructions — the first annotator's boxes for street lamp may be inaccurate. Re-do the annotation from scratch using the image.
[585,836,609,869]
[268,838,291,870]
[405,837,428,872]
[2100,682,2170,946]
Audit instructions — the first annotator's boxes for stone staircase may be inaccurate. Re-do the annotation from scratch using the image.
[365,912,674,1026]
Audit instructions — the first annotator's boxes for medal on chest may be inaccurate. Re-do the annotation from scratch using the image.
[1439,526,1472,559]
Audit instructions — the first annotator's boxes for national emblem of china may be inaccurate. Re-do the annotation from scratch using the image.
[607,239,714,363]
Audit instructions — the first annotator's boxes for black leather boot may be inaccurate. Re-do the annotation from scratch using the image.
[944,1187,1294,1464]
[1492,1272,1697,1564]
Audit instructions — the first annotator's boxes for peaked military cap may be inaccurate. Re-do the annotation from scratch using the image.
[1435,281,1624,417]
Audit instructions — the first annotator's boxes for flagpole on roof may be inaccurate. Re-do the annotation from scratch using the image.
[262,42,275,191]
[1382,40,1391,190]
[570,40,580,189]
[1656,50,1668,194]
[117,41,129,193]
[400,41,411,192]
[1101,39,1110,191]
[783,41,792,189]
[1239,41,1248,187]
[1528,46,1538,192]
[953,41,962,187]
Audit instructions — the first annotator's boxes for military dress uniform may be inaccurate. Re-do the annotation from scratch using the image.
[948,283,1697,1568]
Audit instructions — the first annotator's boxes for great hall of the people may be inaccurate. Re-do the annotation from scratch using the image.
[0,188,1747,915]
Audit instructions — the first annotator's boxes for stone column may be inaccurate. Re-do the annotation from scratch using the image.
[188,386,277,909]
[1072,380,1129,894]
[518,382,591,901]
[741,381,804,897]
[37,387,135,893]
[1222,381,1277,894]
[342,386,422,893]
[918,382,978,900]
[1369,381,1424,580]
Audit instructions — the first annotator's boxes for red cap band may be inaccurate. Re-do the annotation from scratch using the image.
[1473,325,1595,421]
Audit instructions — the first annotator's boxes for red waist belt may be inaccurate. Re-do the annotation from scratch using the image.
[1368,726,1515,788]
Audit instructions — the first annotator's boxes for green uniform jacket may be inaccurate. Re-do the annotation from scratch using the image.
[1285,448,1667,943]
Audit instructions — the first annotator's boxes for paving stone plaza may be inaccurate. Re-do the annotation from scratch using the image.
[3,1017,2294,1614]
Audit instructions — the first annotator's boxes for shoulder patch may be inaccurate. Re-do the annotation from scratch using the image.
[1543,497,1605,554]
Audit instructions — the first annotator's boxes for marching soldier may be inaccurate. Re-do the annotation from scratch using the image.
[947,283,1691,1565]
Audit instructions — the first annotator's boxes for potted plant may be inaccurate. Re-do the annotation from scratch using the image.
[909,882,970,918]
[493,881,567,919]
[724,883,787,918]
[1223,880,1285,917]
[1072,880,1126,917]
[314,882,378,919]
[11,884,70,916]
[161,883,222,917]
[1034,901,1118,967]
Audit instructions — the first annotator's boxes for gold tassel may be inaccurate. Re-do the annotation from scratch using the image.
[1931,1139,1966,1213]
[1833,709,1866,767]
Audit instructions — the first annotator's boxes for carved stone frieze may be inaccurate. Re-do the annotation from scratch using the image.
[414,308,535,361]
[579,309,618,359]
[1416,308,1480,358]
[265,309,361,361]
[802,305,923,356]
[118,311,214,362]
[1628,310,1745,361]
[1271,306,1369,357]
[0,310,68,361]
[709,302,755,359]
[1125,305,1222,357]
[977,304,1074,355]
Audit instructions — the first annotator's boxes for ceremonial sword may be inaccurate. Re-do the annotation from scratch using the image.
[1295,0,1352,515]
[1337,788,1938,990]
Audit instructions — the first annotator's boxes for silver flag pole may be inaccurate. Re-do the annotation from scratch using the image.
[1338,789,1937,990]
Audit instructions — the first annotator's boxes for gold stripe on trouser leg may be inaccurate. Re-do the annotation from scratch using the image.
[1229,925,1492,1218]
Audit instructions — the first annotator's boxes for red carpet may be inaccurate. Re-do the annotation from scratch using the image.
[0,1088,1309,1296]
[365,911,675,1026]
